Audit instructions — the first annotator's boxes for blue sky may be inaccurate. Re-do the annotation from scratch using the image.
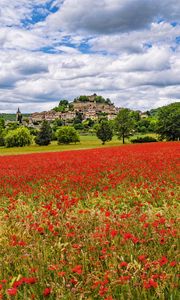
[0,0,180,113]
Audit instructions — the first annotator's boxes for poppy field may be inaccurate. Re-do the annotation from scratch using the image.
[0,142,179,299]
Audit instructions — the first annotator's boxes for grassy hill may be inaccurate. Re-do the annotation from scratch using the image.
[0,114,30,121]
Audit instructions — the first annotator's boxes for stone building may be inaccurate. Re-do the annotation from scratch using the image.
[16,108,22,124]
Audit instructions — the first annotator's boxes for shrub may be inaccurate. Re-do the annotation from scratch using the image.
[4,127,32,148]
[131,136,157,143]
[56,126,80,144]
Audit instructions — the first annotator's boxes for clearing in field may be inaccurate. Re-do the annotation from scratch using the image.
[0,142,179,299]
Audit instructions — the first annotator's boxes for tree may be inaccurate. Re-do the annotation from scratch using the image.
[156,102,180,141]
[76,95,89,102]
[115,108,134,144]
[35,120,52,146]
[96,120,113,145]
[53,99,69,112]
[0,118,5,130]
[4,127,32,148]
[130,110,141,122]
[73,112,84,124]
[136,119,151,133]
[56,126,80,144]
[0,130,5,146]
[0,118,5,146]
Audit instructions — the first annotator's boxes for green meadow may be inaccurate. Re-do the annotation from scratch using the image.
[0,134,158,155]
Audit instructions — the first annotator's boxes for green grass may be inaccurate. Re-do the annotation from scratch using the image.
[0,133,158,155]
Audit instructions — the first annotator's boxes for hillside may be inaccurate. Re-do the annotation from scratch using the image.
[0,113,30,121]
[31,94,118,123]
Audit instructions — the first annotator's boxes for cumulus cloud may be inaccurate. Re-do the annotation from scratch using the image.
[0,0,180,112]
[90,22,180,54]
[46,0,180,34]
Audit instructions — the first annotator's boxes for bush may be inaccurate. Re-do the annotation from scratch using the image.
[4,127,32,148]
[131,136,157,143]
[56,126,80,144]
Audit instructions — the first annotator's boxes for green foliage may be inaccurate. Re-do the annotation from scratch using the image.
[96,120,113,144]
[56,126,80,144]
[115,108,135,144]
[74,123,84,130]
[0,114,30,121]
[69,103,74,111]
[4,127,32,148]
[104,98,112,105]
[130,110,141,122]
[35,120,52,146]
[6,122,19,131]
[51,119,63,141]
[0,118,5,129]
[82,118,95,129]
[0,119,6,146]
[28,127,38,136]
[53,99,69,112]
[131,136,157,143]
[59,100,69,106]
[148,118,157,132]
[75,95,112,105]
[52,118,63,130]
[136,119,150,133]
[156,102,180,141]
[94,95,106,103]
[0,130,5,146]
[95,96,112,104]
[75,95,89,102]
[73,112,84,124]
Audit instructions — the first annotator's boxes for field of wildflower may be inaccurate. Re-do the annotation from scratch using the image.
[0,142,179,299]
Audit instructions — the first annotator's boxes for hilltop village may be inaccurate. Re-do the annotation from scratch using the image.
[29,94,120,124]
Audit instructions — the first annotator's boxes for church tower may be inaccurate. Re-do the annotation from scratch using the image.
[16,107,22,124]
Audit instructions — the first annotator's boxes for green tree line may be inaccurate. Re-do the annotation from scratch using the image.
[0,102,179,148]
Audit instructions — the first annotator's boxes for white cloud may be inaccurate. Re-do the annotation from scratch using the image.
[0,0,180,113]
[45,0,180,34]
[90,22,180,54]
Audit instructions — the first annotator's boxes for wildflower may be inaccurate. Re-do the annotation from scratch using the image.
[119,261,128,268]
[99,285,108,296]
[58,271,66,277]
[170,261,177,267]
[7,288,18,296]
[138,255,146,262]
[159,256,168,266]
[110,229,118,238]
[143,279,158,289]
[43,287,51,296]
[72,265,83,275]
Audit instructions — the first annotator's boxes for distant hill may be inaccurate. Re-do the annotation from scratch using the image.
[0,114,30,121]
[150,102,180,117]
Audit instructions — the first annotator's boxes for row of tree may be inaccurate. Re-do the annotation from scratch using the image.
[0,121,80,148]
[0,102,179,148]
[97,103,180,144]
